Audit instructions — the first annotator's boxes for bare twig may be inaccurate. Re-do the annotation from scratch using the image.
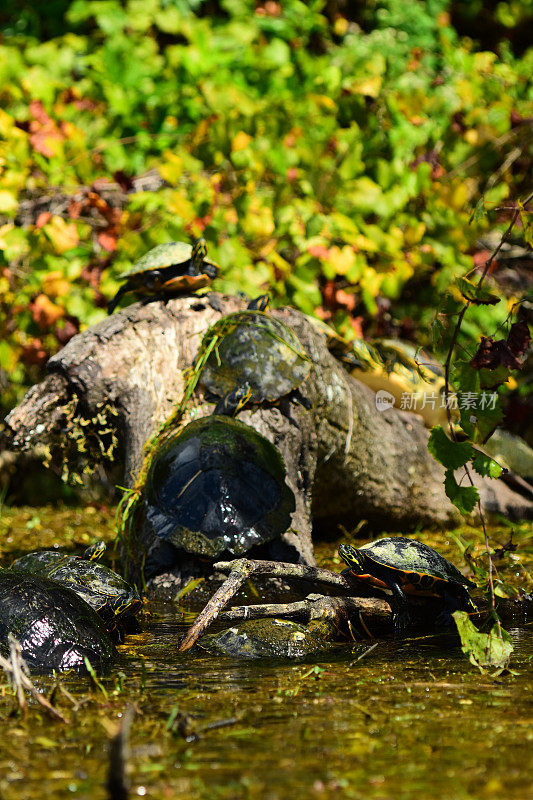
[178,559,257,651]
[218,594,392,624]
[214,558,352,589]
[0,636,68,723]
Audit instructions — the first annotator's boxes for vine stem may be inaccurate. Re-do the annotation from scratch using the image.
[443,191,532,631]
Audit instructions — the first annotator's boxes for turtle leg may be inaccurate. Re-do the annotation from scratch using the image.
[436,586,477,629]
[107,283,131,314]
[387,581,411,636]
[290,388,312,410]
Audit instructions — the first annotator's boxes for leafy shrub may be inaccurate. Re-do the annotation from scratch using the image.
[0,0,531,415]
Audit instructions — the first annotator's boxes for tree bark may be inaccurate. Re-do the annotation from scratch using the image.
[4,293,532,585]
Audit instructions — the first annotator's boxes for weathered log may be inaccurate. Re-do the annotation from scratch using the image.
[4,294,532,589]
[180,558,533,651]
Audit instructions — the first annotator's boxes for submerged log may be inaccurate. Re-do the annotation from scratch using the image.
[4,294,532,587]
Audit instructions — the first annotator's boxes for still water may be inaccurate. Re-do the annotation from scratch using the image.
[0,508,531,800]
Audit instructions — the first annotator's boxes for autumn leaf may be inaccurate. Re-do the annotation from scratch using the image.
[98,231,118,252]
[43,216,79,254]
[42,271,70,298]
[232,131,253,152]
[31,294,64,329]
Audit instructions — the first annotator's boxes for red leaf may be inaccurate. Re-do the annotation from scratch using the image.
[68,199,83,219]
[307,244,329,259]
[98,231,117,252]
[56,317,79,346]
[506,320,531,360]
[22,338,48,367]
[35,211,51,228]
[470,337,522,371]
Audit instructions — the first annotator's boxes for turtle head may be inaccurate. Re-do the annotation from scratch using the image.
[338,543,366,574]
[247,294,270,312]
[191,238,207,270]
[83,541,106,562]
[216,382,253,416]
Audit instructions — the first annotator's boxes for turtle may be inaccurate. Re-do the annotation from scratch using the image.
[200,297,311,415]
[0,569,116,673]
[199,617,335,660]
[11,542,141,638]
[143,415,296,558]
[338,537,477,634]
[108,238,219,314]
[308,317,448,428]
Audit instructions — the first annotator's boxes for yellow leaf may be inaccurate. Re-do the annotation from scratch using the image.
[158,151,183,185]
[34,736,58,749]
[0,190,17,214]
[327,245,356,276]
[42,270,70,298]
[167,192,194,219]
[232,131,253,152]
[333,17,348,36]
[0,108,15,136]
[348,76,382,98]
[43,216,79,254]
[403,222,426,246]
[309,94,337,110]
[243,200,274,238]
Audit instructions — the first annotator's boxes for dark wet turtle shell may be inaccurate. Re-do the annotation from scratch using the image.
[339,538,476,597]
[11,546,141,628]
[108,239,219,313]
[144,416,296,558]
[201,311,310,407]
[0,569,116,673]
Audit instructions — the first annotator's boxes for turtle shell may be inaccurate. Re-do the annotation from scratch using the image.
[120,241,218,279]
[0,569,116,673]
[144,416,296,558]
[11,550,141,627]
[199,618,332,659]
[108,240,220,314]
[340,537,474,588]
[201,311,310,405]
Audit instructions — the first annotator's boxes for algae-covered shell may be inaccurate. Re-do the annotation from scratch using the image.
[201,311,310,405]
[11,549,141,628]
[0,570,116,673]
[144,416,296,558]
[342,537,475,587]
[199,618,332,659]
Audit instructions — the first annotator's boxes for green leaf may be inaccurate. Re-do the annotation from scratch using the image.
[469,196,487,223]
[471,450,503,478]
[453,611,513,671]
[427,426,474,470]
[456,277,500,306]
[444,469,479,513]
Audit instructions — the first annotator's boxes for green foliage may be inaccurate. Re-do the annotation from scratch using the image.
[453,611,513,672]
[0,0,532,414]
[428,426,474,470]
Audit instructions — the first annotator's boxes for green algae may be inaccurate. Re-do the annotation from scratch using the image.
[0,506,532,800]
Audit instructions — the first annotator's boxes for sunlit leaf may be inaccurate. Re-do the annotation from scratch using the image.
[453,611,513,671]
